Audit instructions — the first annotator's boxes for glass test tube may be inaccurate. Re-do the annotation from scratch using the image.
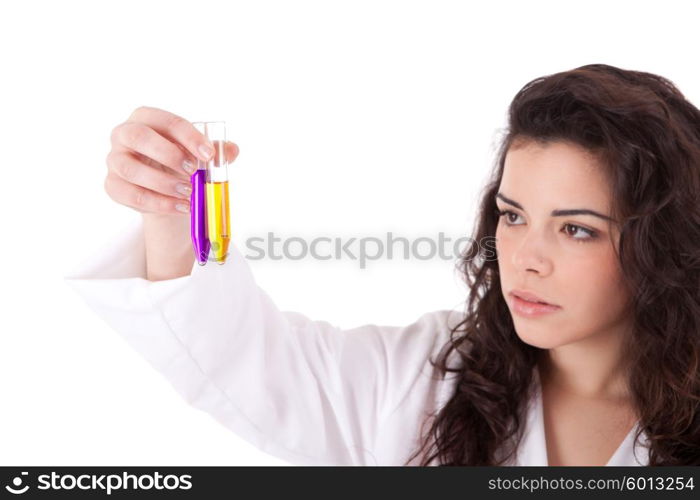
[200,121,231,264]
[190,122,210,265]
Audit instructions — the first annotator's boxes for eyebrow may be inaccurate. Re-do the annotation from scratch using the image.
[495,193,615,222]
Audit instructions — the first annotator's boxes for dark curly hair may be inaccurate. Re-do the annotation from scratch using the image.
[405,64,700,466]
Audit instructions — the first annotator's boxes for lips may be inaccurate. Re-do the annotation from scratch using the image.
[509,289,559,307]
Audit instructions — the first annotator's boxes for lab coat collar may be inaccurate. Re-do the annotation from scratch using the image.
[514,365,650,466]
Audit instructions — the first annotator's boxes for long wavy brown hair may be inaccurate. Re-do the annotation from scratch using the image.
[405,64,700,466]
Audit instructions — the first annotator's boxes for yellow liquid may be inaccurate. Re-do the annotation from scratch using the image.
[205,181,230,263]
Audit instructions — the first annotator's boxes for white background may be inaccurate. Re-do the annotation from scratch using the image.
[1,0,697,465]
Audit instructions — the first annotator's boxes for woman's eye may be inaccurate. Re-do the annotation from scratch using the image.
[495,208,523,225]
[563,224,597,241]
[495,208,598,242]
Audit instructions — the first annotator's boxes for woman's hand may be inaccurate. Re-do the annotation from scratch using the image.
[105,106,240,281]
[105,105,239,215]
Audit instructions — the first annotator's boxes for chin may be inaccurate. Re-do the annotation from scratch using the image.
[514,327,567,350]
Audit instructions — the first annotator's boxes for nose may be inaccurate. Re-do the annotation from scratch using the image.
[510,230,553,276]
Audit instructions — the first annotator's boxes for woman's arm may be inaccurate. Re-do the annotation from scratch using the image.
[64,217,459,465]
[142,212,194,282]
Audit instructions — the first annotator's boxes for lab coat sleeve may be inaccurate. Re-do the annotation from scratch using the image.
[64,217,457,466]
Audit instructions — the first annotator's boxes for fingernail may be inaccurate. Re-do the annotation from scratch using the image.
[175,202,190,213]
[198,143,214,160]
[175,182,192,198]
[182,159,195,174]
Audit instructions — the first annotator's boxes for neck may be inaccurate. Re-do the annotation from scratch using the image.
[537,324,633,401]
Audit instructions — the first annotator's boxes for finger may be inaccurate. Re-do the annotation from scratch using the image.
[111,121,196,178]
[127,106,241,166]
[206,140,240,166]
[132,150,191,183]
[125,105,220,164]
[104,170,190,216]
[224,141,240,163]
[107,150,193,201]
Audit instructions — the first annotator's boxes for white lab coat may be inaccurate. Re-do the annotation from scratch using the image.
[64,218,651,466]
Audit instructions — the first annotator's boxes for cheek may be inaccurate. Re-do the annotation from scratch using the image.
[561,250,630,339]
[494,224,511,262]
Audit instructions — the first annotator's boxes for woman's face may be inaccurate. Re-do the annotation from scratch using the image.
[495,139,631,349]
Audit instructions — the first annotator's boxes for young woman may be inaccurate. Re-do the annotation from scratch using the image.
[66,63,700,465]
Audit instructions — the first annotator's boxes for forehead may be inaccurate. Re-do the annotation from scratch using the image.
[500,140,612,213]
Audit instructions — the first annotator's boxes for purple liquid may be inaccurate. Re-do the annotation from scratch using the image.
[190,169,210,265]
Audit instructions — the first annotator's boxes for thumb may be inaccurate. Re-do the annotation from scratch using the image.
[224,141,239,164]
